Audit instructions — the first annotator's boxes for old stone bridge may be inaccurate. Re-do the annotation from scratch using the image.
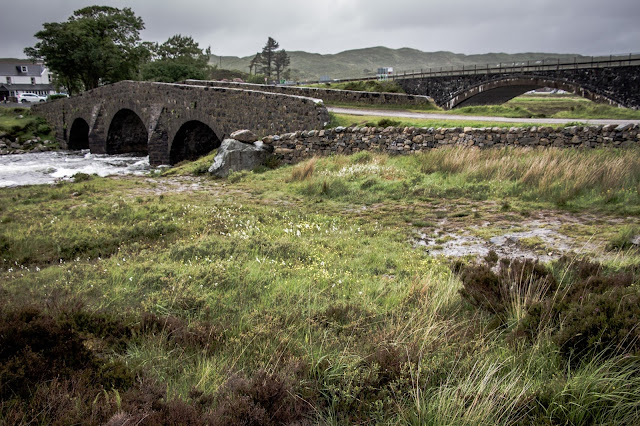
[33,80,329,166]
[391,56,640,110]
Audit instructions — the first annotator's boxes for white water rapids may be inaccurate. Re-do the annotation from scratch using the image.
[0,150,150,187]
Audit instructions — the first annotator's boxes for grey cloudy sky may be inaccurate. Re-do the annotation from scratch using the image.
[1,0,639,58]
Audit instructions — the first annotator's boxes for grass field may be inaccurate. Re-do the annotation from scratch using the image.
[448,95,640,120]
[1,147,639,424]
[0,107,55,149]
[329,113,543,129]
[326,93,640,128]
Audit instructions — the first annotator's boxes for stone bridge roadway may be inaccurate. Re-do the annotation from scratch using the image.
[33,80,329,166]
[393,58,640,110]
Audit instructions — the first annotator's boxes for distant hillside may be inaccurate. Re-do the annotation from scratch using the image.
[211,46,588,81]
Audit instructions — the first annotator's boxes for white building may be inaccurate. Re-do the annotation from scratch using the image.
[0,61,56,101]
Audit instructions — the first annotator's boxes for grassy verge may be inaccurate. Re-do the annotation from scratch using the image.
[329,112,540,129]
[0,107,54,143]
[302,80,405,93]
[1,147,639,424]
[446,95,640,120]
[328,94,640,121]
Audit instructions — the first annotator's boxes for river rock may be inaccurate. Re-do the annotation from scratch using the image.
[208,139,272,178]
[229,129,258,143]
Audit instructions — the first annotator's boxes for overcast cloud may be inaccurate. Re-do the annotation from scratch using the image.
[1,0,639,59]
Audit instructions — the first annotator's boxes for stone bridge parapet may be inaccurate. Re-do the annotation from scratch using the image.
[33,80,329,166]
[182,80,434,107]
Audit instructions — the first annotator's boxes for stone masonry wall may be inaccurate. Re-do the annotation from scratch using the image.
[261,124,640,164]
[183,80,434,107]
[32,80,330,165]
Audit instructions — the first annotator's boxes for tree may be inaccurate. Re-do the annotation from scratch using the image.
[248,53,262,75]
[259,37,279,79]
[140,34,211,82]
[25,6,145,93]
[273,50,290,83]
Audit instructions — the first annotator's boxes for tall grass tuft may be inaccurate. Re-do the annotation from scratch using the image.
[416,146,640,207]
[546,354,640,425]
[288,157,317,181]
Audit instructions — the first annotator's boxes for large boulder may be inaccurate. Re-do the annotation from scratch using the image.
[229,129,259,143]
[208,139,273,178]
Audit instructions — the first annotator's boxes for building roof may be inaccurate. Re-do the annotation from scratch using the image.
[0,63,47,77]
[0,83,54,92]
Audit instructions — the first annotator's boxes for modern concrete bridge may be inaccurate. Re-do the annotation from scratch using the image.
[33,80,329,166]
[371,56,640,110]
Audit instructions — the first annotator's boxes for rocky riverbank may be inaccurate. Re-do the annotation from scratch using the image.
[0,134,58,155]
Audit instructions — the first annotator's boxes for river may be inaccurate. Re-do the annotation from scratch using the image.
[0,150,150,187]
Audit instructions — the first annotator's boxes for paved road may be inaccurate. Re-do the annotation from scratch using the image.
[328,107,640,126]
[5,102,638,126]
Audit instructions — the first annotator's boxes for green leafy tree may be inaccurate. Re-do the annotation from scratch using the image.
[273,50,290,82]
[140,34,211,82]
[25,6,145,93]
[259,37,280,79]
[248,53,262,75]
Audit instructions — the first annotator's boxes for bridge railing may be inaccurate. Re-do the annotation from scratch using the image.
[334,53,640,83]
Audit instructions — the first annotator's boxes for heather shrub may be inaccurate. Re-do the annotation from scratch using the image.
[212,370,311,425]
[554,285,640,363]
[519,261,638,364]
[139,312,225,354]
[0,305,137,423]
[457,255,640,364]
[457,258,556,320]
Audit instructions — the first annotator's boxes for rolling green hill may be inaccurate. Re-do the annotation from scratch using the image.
[211,46,588,81]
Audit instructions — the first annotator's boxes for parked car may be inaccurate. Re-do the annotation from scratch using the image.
[18,93,48,103]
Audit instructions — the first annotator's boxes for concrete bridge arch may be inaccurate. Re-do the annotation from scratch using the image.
[396,63,640,110]
[447,76,618,109]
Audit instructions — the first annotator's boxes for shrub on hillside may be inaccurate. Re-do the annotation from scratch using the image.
[212,370,310,425]
[455,256,640,364]
[555,286,640,362]
[377,118,401,128]
[457,258,557,318]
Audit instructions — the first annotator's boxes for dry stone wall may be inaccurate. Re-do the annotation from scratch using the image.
[261,124,640,164]
[183,80,434,107]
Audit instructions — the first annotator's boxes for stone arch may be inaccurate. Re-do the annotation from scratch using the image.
[68,117,90,150]
[447,76,620,109]
[169,120,221,165]
[106,108,148,155]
